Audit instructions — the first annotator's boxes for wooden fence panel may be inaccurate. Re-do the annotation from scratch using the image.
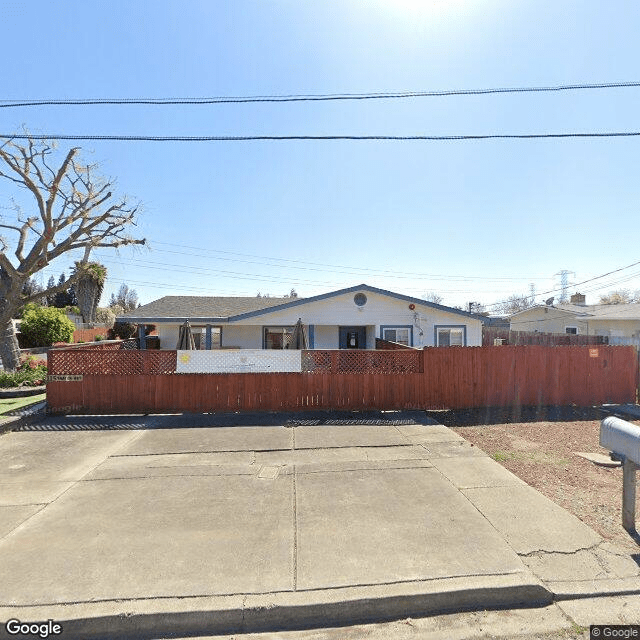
[46,346,638,414]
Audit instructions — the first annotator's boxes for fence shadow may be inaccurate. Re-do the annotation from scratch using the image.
[18,409,434,431]
[428,405,608,427]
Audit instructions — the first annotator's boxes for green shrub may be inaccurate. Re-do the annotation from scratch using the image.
[0,356,47,388]
[18,302,43,319]
[20,306,75,347]
[94,335,104,341]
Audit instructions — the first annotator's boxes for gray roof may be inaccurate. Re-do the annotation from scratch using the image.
[557,302,640,320]
[120,284,481,323]
[122,295,290,321]
[512,303,640,321]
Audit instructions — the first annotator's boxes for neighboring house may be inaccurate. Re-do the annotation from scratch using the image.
[120,284,483,350]
[509,293,640,343]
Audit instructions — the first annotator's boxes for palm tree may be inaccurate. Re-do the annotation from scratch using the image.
[74,262,107,325]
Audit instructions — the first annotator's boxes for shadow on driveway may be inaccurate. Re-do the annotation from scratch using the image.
[425,405,606,427]
[19,409,437,431]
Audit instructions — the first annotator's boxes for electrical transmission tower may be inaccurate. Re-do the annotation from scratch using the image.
[554,270,575,303]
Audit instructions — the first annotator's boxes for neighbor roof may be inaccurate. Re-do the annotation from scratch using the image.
[559,302,640,320]
[510,303,640,321]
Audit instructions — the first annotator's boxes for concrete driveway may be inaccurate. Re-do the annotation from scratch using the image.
[0,411,638,639]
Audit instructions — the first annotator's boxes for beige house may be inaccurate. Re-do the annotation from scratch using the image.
[510,293,640,344]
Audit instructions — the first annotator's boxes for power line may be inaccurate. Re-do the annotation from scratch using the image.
[3,132,640,142]
[150,241,550,282]
[482,260,640,312]
[2,81,640,108]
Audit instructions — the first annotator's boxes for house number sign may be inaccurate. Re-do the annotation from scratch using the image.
[47,375,83,382]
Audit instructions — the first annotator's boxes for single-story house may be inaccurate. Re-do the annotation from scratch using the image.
[120,284,483,350]
[509,293,640,342]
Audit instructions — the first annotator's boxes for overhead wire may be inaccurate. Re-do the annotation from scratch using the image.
[150,242,551,282]
[2,132,640,142]
[2,81,640,108]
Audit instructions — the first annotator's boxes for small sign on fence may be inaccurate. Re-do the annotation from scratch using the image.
[47,375,83,382]
[589,349,599,358]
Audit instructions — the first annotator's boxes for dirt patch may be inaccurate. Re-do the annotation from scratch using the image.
[437,407,640,554]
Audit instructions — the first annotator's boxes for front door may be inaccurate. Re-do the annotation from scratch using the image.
[339,326,367,349]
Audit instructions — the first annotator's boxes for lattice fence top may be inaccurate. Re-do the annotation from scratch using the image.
[49,348,422,376]
[49,349,177,375]
[302,349,422,374]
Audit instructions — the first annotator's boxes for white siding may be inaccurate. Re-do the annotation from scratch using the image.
[230,290,481,347]
[588,320,640,339]
[156,324,179,349]
[151,289,482,349]
[313,325,338,349]
[221,325,262,348]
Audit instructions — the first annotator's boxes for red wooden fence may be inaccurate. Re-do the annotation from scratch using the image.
[482,327,608,346]
[46,345,638,415]
[72,327,110,343]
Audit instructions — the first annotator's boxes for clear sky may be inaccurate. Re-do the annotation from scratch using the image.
[1,0,640,313]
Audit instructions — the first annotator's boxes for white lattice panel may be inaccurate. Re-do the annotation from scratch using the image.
[176,349,302,373]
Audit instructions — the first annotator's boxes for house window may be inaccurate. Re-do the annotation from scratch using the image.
[191,326,222,349]
[264,326,294,349]
[382,327,411,346]
[565,326,578,335]
[436,326,465,347]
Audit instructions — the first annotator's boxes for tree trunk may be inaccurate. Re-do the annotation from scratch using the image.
[76,279,95,325]
[0,314,21,371]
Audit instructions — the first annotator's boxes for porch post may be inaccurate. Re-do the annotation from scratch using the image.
[205,325,212,350]
[138,324,147,350]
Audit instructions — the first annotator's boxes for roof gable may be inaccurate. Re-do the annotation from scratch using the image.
[227,284,479,321]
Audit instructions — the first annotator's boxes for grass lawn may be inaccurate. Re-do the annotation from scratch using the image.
[0,393,46,416]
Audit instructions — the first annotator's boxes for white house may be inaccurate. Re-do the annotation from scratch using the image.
[510,293,640,344]
[120,284,483,350]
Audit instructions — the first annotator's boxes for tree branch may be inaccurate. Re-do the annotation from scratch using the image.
[46,147,78,226]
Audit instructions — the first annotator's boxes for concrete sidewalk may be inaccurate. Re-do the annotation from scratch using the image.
[0,412,638,639]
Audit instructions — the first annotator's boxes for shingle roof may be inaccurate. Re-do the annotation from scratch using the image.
[511,303,640,321]
[120,284,481,323]
[122,295,291,320]
[557,303,640,320]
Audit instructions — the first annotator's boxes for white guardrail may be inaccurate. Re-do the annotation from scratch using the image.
[600,416,640,533]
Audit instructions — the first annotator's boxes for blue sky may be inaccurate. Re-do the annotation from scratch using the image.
[1,0,640,312]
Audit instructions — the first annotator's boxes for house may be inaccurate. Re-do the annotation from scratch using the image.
[120,284,483,350]
[509,293,640,344]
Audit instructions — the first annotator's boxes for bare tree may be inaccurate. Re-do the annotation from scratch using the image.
[495,294,533,315]
[423,291,443,304]
[109,283,138,312]
[467,301,488,315]
[0,136,145,369]
[599,289,640,305]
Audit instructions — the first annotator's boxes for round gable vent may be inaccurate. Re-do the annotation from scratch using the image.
[354,293,367,307]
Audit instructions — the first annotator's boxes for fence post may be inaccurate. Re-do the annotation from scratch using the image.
[138,325,147,350]
[622,459,638,532]
[330,350,338,374]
